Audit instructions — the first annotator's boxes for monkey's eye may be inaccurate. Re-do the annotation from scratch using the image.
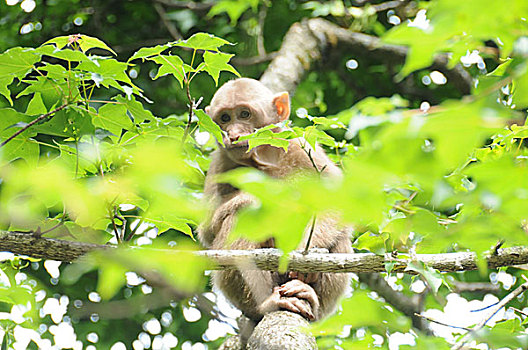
[239,110,250,119]
[220,114,231,123]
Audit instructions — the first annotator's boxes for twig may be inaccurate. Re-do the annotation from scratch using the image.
[371,0,407,12]
[232,52,278,66]
[256,3,268,56]
[0,103,69,148]
[451,281,501,294]
[182,79,194,143]
[511,307,528,318]
[452,280,528,350]
[470,301,499,313]
[414,313,471,331]
[153,2,182,40]
[303,216,317,254]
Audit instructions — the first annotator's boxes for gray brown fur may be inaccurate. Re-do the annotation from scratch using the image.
[199,78,351,323]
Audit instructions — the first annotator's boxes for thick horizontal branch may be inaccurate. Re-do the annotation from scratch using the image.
[1,231,527,273]
[260,18,472,95]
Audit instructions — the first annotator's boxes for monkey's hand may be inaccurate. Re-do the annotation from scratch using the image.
[278,279,320,320]
[259,286,317,321]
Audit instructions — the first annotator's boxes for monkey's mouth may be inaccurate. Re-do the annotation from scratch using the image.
[227,140,249,149]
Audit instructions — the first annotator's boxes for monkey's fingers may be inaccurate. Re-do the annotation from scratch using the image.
[278,279,306,296]
[278,280,320,312]
[277,297,315,321]
[292,291,319,309]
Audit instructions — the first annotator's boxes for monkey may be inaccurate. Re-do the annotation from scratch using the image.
[198,78,351,325]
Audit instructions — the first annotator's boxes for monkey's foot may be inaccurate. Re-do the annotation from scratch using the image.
[278,279,320,320]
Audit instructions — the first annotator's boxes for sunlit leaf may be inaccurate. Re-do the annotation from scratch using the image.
[174,32,233,51]
[44,34,116,55]
[148,55,186,87]
[203,51,239,85]
[195,109,224,146]
[128,42,175,62]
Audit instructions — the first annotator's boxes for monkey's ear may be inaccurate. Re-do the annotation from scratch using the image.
[273,92,290,121]
[205,106,211,115]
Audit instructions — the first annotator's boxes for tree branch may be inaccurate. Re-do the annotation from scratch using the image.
[247,311,316,350]
[0,103,69,148]
[452,280,528,350]
[153,2,182,40]
[1,231,527,273]
[259,18,472,95]
[359,272,427,330]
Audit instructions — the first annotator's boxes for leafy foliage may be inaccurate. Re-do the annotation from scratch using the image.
[0,0,527,349]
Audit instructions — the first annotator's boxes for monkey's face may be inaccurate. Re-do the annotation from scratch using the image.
[205,78,291,163]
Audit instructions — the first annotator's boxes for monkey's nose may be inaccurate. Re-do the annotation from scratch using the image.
[229,134,240,143]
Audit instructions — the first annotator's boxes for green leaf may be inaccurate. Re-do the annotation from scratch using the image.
[77,57,135,88]
[0,108,39,166]
[44,34,116,55]
[313,289,410,335]
[94,103,134,136]
[97,261,127,300]
[195,109,224,146]
[32,107,94,138]
[406,261,444,293]
[17,76,71,109]
[114,95,154,124]
[25,93,47,115]
[236,128,294,152]
[37,44,91,62]
[512,61,528,108]
[128,42,175,62]
[0,47,41,105]
[143,214,193,237]
[148,55,185,87]
[203,51,239,85]
[174,32,233,51]
[0,47,41,81]
[0,76,14,105]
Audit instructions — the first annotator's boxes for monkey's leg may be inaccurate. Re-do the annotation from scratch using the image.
[213,268,277,322]
[311,234,352,319]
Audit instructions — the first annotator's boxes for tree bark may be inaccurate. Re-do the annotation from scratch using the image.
[1,231,527,273]
[259,18,472,95]
[247,311,316,350]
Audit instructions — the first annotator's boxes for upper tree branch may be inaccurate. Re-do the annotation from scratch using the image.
[1,231,527,273]
[259,18,472,95]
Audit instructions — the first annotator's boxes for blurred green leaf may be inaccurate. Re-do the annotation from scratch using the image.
[313,289,411,335]
[208,0,258,25]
